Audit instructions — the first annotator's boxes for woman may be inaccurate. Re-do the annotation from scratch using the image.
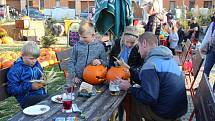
[109,26,143,121]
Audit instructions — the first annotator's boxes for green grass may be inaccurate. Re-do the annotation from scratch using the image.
[0,65,65,121]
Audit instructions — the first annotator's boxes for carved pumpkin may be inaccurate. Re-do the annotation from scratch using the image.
[106,66,130,81]
[83,65,107,85]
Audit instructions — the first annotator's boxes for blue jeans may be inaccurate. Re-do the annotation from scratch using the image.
[203,50,215,91]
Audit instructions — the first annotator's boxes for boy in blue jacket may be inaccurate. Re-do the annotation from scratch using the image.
[7,41,47,108]
[117,32,188,121]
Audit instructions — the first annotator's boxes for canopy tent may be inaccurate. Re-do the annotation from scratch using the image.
[93,0,132,38]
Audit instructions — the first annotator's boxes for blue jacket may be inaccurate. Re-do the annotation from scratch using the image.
[130,46,188,119]
[7,57,46,107]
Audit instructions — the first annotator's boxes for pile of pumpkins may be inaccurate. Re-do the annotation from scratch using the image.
[83,65,130,85]
[0,47,64,69]
[0,51,21,69]
[0,28,14,45]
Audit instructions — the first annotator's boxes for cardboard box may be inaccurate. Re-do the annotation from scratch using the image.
[15,20,30,29]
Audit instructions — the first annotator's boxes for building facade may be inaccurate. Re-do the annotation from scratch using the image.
[3,0,215,18]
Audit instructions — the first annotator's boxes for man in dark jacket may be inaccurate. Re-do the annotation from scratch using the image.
[117,32,188,121]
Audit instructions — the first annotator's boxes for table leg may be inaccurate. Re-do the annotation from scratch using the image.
[110,110,117,121]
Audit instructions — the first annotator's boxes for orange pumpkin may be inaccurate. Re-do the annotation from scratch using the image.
[106,66,130,81]
[1,59,14,69]
[159,34,165,40]
[83,65,107,85]
[0,38,2,44]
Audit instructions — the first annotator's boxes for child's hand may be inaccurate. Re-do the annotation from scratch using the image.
[92,59,102,66]
[73,77,81,84]
[32,82,45,90]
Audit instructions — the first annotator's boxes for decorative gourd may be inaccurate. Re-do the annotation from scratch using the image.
[106,66,130,81]
[1,36,14,44]
[83,65,107,85]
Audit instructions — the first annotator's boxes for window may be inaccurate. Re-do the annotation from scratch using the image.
[169,1,176,11]
[56,0,60,7]
[40,0,45,9]
[29,1,33,7]
[189,0,195,10]
[68,1,75,9]
[204,1,212,8]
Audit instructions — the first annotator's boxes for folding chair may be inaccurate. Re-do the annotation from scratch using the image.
[173,39,192,66]
[181,39,192,65]
[55,48,73,78]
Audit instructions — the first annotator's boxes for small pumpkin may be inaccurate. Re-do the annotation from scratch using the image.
[159,34,164,40]
[106,66,130,81]
[0,28,7,36]
[1,36,14,44]
[1,59,14,69]
[83,65,107,85]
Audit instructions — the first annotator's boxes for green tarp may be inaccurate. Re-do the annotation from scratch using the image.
[93,0,132,38]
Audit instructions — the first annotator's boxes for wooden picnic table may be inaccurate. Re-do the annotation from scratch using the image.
[8,84,127,121]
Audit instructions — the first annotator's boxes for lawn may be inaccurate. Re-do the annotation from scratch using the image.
[0,63,66,121]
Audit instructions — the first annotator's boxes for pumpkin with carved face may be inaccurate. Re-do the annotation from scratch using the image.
[106,66,130,82]
[83,65,107,85]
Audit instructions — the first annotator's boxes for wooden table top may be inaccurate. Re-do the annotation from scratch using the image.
[9,84,127,121]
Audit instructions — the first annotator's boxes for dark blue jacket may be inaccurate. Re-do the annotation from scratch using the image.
[130,46,188,119]
[7,57,46,107]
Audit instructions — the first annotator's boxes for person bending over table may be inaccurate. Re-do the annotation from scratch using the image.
[116,32,188,121]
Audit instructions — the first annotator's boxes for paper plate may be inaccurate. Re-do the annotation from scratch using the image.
[51,94,63,103]
[23,105,50,116]
[29,80,45,83]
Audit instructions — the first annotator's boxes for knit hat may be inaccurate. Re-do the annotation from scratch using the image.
[123,26,139,38]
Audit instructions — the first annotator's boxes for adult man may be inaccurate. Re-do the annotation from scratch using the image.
[117,32,188,121]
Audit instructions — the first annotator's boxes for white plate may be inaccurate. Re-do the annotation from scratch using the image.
[30,80,45,83]
[51,94,63,103]
[23,105,50,116]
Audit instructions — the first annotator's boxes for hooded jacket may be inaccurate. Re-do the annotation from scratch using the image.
[7,57,46,107]
[130,46,188,119]
[68,40,108,79]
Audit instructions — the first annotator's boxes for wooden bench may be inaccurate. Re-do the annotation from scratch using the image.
[0,68,10,101]
[190,49,204,89]
[189,74,215,121]
[55,48,73,78]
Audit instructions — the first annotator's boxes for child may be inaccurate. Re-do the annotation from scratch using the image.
[7,41,47,109]
[68,21,108,83]
[169,24,179,55]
